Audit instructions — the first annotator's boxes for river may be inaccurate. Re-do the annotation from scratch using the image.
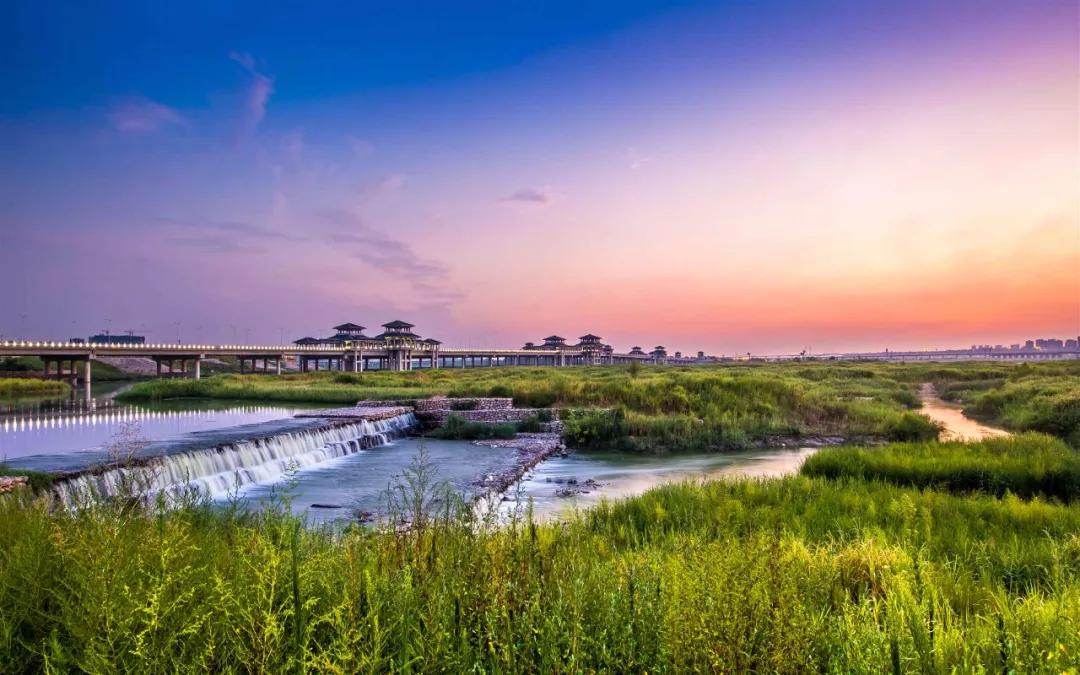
[0,381,1008,524]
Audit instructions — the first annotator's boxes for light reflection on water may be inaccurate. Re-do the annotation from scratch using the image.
[917,385,1010,442]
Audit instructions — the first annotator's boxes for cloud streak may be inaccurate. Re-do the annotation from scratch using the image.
[229,51,275,135]
[317,209,460,299]
[108,97,187,133]
[500,187,557,204]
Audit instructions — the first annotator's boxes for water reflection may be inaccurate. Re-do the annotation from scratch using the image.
[917,384,1010,442]
[0,381,328,464]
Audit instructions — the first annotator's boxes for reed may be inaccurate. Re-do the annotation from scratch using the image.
[0,474,1076,672]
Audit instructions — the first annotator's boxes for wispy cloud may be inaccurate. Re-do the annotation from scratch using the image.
[318,209,456,294]
[229,51,274,135]
[500,187,557,204]
[108,96,187,133]
[164,218,303,253]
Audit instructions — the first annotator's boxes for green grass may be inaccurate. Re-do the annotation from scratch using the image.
[118,363,946,451]
[802,433,1080,500]
[0,378,69,399]
[0,476,1077,672]
[426,414,519,440]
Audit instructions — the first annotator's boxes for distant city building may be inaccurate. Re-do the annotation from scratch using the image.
[88,333,145,345]
[1066,339,1079,350]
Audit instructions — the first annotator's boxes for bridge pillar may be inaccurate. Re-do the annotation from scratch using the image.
[193,357,202,380]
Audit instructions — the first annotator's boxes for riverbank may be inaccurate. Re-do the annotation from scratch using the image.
[116,364,948,451]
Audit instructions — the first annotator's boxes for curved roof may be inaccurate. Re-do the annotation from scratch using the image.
[382,320,415,329]
[333,322,366,331]
[543,335,566,342]
[579,334,602,341]
[421,338,442,344]
[375,331,420,340]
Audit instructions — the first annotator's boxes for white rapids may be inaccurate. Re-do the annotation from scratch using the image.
[53,412,417,506]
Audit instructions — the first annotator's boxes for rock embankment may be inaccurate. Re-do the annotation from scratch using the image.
[472,433,566,497]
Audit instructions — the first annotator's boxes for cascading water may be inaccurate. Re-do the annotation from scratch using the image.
[53,412,417,507]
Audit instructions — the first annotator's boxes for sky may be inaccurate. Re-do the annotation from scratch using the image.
[1,0,1077,355]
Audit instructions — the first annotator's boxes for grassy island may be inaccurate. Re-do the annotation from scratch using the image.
[0,378,69,399]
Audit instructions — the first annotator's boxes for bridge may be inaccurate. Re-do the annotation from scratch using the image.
[0,336,656,387]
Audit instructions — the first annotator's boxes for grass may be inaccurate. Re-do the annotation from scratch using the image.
[802,433,1080,500]
[0,378,69,399]
[426,414,519,440]
[118,363,945,451]
[0,475,1077,672]
[912,361,1080,445]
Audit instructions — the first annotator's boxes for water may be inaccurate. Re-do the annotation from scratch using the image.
[917,384,1010,441]
[52,413,418,507]
[501,447,817,520]
[242,437,523,525]
[503,385,1011,520]
[1,382,327,468]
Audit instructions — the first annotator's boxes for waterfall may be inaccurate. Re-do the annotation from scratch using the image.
[53,412,416,507]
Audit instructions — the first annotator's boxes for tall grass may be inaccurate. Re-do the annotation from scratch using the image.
[802,433,1080,500]
[0,378,69,399]
[1,476,1077,672]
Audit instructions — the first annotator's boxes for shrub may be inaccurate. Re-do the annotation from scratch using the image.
[331,372,363,384]
[428,414,517,440]
[562,408,632,451]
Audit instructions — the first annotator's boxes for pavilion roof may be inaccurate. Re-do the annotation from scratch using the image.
[579,334,602,341]
[333,322,366,331]
[543,335,566,342]
[375,331,420,340]
[421,338,442,344]
[382,320,415,329]
[293,337,320,344]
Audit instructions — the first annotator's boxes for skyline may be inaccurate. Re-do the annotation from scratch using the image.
[2,1,1078,354]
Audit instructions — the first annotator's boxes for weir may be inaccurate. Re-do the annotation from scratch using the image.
[52,412,417,507]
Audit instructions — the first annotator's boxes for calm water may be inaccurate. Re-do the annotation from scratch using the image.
[1,383,328,469]
[917,384,1010,442]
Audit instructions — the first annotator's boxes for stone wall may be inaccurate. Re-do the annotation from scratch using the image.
[422,408,545,424]
[413,397,513,413]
